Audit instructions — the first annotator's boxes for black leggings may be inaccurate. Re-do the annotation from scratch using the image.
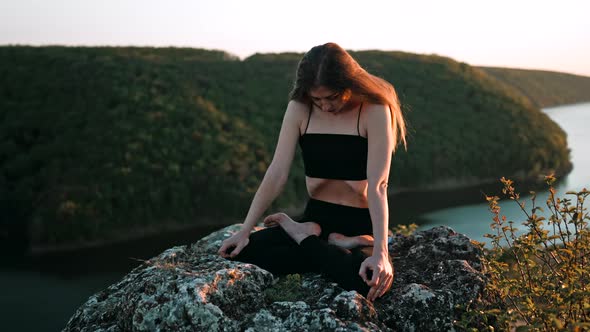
[233,198,375,295]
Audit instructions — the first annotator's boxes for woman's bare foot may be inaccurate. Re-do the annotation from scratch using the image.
[263,213,321,244]
[328,233,374,249]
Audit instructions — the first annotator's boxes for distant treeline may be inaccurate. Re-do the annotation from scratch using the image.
[479,66,590,108]
[0,46,573,247]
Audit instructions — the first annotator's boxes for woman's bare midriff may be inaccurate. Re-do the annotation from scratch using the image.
[306,177,369,208]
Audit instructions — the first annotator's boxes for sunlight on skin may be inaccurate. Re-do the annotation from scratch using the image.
[328,233,374,250]
[264,213,374,249]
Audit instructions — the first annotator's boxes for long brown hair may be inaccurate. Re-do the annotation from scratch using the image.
[289,42,407,151]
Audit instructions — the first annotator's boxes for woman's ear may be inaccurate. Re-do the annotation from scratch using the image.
[341,89,352,102]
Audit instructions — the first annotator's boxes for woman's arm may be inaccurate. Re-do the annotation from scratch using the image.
[358,103,394,301]
[218,100,306,258]
[239,100,306,231]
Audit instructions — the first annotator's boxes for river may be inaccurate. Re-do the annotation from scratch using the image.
[2,102,589,331]
[417,102,590,243]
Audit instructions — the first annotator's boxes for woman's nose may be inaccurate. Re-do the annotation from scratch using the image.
[320,101,331,111]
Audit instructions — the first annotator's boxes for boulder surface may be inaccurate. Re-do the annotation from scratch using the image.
[64,225,485,331]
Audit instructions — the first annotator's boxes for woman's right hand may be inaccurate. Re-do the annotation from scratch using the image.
[218,229,250,258]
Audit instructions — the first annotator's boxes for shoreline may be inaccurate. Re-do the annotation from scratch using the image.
[542,100,590,111]
[27,219,237,257]
[25,171,567,257]
[389,169,570,195]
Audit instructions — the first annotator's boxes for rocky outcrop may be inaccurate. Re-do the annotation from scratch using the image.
[64,225,485,331]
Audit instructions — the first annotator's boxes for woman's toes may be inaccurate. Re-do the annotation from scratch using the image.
[306,222,322,237]
[358,235,374,246]
[275,213,290,222]
[266,213,287,223]
[263,213,293,227]
[328,233,343,243]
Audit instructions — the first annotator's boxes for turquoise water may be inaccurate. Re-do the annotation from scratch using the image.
[418,102,590,244]
[0,225,224,331]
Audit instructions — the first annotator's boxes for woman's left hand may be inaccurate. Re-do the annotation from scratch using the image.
[359,253,394,301]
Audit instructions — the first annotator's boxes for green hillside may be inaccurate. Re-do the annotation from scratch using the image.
[0,46,572,247]
[479,67,590,108]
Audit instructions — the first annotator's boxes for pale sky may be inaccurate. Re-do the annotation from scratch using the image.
[1,0,589,76]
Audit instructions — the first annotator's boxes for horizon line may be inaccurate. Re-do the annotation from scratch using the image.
[2,42,589,78]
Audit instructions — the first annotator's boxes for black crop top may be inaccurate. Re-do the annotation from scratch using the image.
[298,103,368,180]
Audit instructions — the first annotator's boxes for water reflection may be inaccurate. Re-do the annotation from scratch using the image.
[418,102,590,244]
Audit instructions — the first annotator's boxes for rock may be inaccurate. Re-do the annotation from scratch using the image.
[63,225,485,331]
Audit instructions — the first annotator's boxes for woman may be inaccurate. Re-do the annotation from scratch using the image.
[218,42,407,302]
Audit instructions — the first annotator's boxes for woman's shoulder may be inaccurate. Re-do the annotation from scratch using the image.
[284,100,310,121]
[360,103,393,138]
[286,99,310,113]
[361,103,391,122]
[362,102,389,113]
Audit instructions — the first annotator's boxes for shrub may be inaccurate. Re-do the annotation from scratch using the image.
[392,223,418,237]
[459,176,590,331]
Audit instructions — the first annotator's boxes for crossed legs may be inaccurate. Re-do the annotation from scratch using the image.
[233,212,376,295]
[262,212,374,294]
[263,212,374,248]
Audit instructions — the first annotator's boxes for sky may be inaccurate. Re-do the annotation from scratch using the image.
[1,0,589,76]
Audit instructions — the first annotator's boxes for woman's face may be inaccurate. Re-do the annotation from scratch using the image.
[309,86,351,114]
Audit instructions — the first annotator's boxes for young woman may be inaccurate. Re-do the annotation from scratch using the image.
[218,42,407,302]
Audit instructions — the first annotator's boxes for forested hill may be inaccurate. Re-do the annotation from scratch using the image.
[479,67,590,108]
[0,46,571,247]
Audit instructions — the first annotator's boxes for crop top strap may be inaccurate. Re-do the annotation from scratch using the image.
[303,103,312,134]
[357,102,363,136]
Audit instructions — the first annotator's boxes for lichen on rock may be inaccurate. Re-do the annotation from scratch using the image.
[64,225,485,331]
